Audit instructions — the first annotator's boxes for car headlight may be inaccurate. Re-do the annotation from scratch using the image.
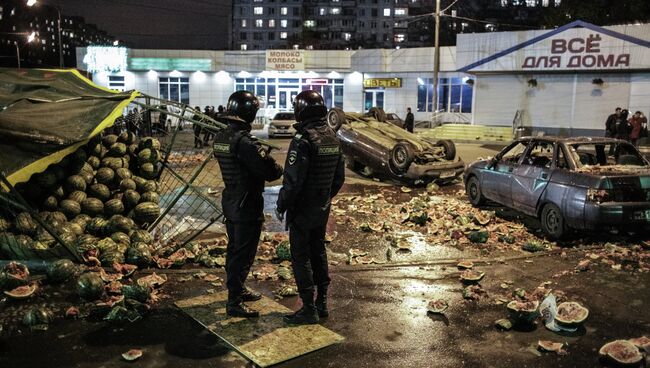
[586,188,613,203]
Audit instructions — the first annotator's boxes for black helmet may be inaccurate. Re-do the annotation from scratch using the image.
[226,90,259,124]
[293,90,327,122]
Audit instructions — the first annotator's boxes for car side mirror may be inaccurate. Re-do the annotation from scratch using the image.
[487,157,498,169]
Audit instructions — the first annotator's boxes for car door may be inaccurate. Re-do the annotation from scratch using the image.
[480,141,529,206]
[510,140,554,216]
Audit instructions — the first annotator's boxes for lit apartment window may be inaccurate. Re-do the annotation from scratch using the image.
[330,7,341,14]
[304,20,315,27]
[383,8,391,16]
[394,34,405,42]
[281,19,288,27]
[280,32,288,39]
[526,0,537,6]
[241,19,247,27]
[241,44,248,50]
[343,33,351,41]
[254,7,263,14]
[255,19,263,27]
[281,7,288,15]
[541,0,549,5]
[319,8,326,15]
[554,0,561,5]
[395,8,407,15]
[269,19,276,27]
[500,0,508,6]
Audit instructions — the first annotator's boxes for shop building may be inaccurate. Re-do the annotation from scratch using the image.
[77,46,470,122]
[76,20,650,135]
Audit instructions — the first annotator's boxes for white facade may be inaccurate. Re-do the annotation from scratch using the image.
[76,46,470,122]
[458,21,650,135]
[77,21,650,135]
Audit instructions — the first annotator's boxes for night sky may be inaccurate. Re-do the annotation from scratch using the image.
[58,0,231,50]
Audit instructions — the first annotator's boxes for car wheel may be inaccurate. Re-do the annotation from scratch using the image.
[466,176,485,206]
[326,108,346,131]
[389,142,414,173]
[436,140,456,161]
[541,203,566,240]
[368,107,386,122]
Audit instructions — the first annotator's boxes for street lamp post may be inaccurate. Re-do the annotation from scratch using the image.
[14,32,36,68]
[432,0,441,116]
[26,0,64,67]
[15,42,21,68]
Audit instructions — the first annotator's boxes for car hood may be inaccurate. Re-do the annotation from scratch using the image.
[271,120,295,126]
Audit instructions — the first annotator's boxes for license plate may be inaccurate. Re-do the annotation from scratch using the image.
[632,210,650,221]
[440,170,456,179]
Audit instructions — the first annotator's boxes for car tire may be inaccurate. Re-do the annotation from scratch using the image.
[466,176,485,206]
[436,140,456,161]
[368,107,386,122]
[541,203,566,240]
[389,142,414,173]
[326,108,346,131]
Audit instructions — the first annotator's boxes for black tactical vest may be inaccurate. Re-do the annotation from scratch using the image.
[302,122,341,194]
[212,130,249,190]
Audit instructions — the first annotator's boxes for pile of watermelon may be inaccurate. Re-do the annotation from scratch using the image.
[0,131,163,266]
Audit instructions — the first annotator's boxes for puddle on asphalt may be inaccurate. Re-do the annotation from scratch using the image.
[391,229,467,261]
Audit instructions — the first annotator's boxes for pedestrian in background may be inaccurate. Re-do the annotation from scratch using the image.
[192,106,203,148]
[404,107,414,133]
[615,109,631,141]
[213,91,283,318]
[605,107,621,138]
[276,90,345,325]
[629,111,644,147]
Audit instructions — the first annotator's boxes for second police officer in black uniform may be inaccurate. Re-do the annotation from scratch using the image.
[276,90,345,325]
[213,90,283,318]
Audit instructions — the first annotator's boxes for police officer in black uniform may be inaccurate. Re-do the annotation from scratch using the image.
[213,90,283,318]
[276,90,345,325]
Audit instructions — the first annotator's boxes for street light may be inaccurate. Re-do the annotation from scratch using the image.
[15,32,36,68]
[26,0,64,68]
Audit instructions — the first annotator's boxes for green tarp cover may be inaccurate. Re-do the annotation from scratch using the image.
[0,68,138,186]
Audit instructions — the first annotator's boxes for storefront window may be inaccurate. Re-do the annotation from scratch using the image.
[234,77,345,110]
[417,77,472,113]
[159,77,190,104]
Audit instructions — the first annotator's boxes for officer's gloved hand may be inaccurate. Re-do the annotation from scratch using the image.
[275,207,285,222]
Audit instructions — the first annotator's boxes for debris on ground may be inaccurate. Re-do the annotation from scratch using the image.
[427,299,449,314]
[538,340,567,355]
[121,349,144,362]
[598,340,644,366]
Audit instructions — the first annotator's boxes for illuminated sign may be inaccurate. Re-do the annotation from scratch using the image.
[305,78,328,85]
[83,46,128,73]
[363,78,402,88]
[129,58,212,71]
[266,50,305,71]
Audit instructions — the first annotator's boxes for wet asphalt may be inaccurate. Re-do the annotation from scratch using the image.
[1,140,649,368]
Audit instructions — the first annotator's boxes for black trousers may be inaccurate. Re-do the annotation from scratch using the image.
[225,221,262,301]
[289,223,330,298]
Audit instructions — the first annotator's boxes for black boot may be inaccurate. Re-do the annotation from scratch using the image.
[226,299,259,318]
[283,293,318,325]
[315,287,329,318]
[240,288,262,302]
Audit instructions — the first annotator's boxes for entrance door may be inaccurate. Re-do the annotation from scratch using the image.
[278,88,300,111]
[364,90,384,111]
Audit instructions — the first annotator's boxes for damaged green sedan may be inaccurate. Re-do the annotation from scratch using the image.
[326,107,465,184]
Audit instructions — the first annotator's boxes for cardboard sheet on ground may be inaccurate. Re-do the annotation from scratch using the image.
[175,291,344,367]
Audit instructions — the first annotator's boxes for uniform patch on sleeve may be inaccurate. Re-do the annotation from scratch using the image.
[288,150,297,165]
[257,147,268,158]
[213,143,230,153]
